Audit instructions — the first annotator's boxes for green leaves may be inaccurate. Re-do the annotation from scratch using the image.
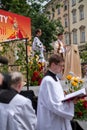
[0,0,64,53]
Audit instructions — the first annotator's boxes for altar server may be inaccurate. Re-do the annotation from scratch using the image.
[37,54,75,130]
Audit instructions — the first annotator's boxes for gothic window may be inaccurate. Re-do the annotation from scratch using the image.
[72,29,77,44]
[64,14,68,27]
[72,9,77,23]
[79,26,85,43]
[65,33,69,45]
[64,1,68,11]
[72,0,76,6]
[79,5,84,20]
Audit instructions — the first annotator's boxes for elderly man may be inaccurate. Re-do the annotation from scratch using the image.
[0,72,37,130]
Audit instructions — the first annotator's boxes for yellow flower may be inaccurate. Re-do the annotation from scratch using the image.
[65,74,84,94]
[71,81,78,87]
[66,75,72,80]
[79,79,83,83]
[73,77,79,83]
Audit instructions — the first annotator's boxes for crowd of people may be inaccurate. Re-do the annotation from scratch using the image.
[0,54,79,130]
[0,28,82,130]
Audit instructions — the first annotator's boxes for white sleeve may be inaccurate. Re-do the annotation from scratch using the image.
[54,41,59,53]
[14,99,37,130]
[32,37,42,51]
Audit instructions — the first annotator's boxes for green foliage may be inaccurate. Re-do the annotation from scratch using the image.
[0,0,64,52]
[0,0,30,16]
[15,42,27,72]
[0,39,45,87]
[74,98,87,121]
[14,41,44,86]
[0,43,10,72]
[0,40,29,85]
[80,44,87,63]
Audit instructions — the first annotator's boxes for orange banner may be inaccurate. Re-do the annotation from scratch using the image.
[0,9,31,42]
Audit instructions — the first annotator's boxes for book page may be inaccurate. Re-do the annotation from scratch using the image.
[61,88,87,102]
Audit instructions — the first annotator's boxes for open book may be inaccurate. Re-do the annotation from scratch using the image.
[61,88,87,102]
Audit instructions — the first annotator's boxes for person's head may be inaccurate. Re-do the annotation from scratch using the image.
[57,32,63,40]
[0,73,11,89]
[10,72,23,93]
[35,29,42,37]
[48,54,65,74]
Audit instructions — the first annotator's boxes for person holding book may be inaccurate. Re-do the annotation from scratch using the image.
[37,54,76,130]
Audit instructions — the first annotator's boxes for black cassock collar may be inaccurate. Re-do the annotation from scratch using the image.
[45,70,58,81]
[0,88,18,104]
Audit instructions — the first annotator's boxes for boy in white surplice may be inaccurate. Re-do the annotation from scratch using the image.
[32,28,45,63]
[37,54,76,130]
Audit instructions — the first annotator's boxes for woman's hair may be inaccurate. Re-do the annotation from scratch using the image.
[48,54,64,67]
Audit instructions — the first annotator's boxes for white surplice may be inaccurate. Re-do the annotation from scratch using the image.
[54,39,65,54]
[32,36,45,63]
[37,76,74,130]
[0,94,37,130]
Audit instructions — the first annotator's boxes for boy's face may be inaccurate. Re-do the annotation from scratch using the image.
[52,61,65,74]
[58,34,63,40]
[39,31,42,36]
[38,30,42,36]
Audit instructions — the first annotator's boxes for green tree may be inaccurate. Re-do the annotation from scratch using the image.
[0,0,64,87]
[0,0,30,16]
[0,0,64,52]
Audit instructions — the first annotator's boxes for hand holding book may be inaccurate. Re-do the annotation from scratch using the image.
[61,88,87,102]
[72,97,80,104]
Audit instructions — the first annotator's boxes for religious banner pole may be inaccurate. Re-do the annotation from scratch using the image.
[25,38,29,91]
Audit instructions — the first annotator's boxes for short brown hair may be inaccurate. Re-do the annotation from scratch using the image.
[57,32,63,36]
[35,29,42,35]
[48,54,64,67]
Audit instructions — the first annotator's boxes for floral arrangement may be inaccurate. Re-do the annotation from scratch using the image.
[74,97,87,121]
[65,74,83,94]
[65,74,87,121]
[28,54,45,86]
